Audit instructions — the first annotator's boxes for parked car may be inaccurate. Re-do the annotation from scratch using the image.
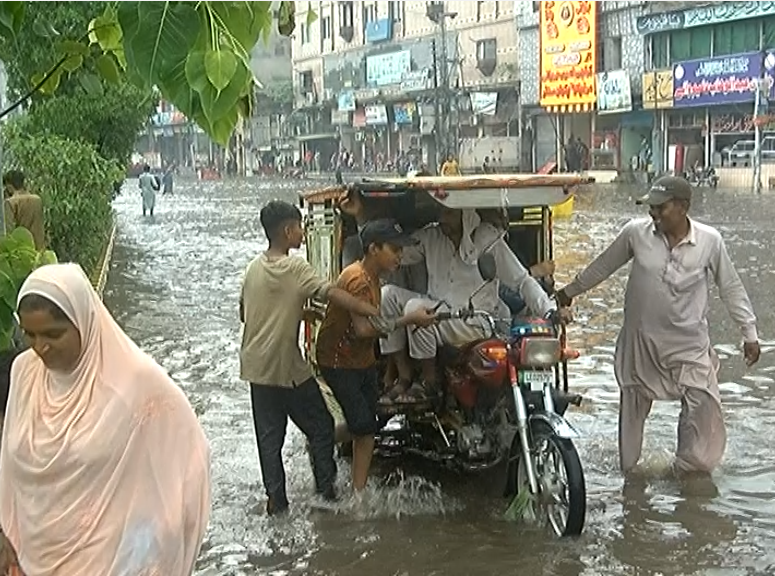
[721,136,775,166]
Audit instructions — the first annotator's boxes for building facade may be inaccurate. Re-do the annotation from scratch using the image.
[637,1,775,175]
[291,1,520,171]
[249,30,294,171]
[519,0,648,175]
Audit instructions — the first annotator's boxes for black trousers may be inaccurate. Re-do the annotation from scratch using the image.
[250,378,337,509]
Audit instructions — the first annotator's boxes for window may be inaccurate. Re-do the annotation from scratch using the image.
[476,38,497,61]
[714,20,760,56]
[321,15,332,40]
[652,33,669,68]
[388,1,400,21]
[300,20,310,44]
[299,71,313,93]
[340,1,354,28]
[669,27,711,62]
[764,16,775,48]
[601,36,622,70]
[364,2,377,25]
[477,1,485,21]
[495,1,500,18]
[532,1,540,12]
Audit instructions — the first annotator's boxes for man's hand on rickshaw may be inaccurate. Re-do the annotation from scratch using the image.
[337,189,364,218]
[302,307,324,325]
[555,287,573,307]
[405,307,437,328]
[744,341,761,366]
[530,260,555,278]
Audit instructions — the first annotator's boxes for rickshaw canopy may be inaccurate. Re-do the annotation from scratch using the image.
[299,174,594,210]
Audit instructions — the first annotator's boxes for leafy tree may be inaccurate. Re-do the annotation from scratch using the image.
[19,83,154,167]
[2,124,121,274]
[0,1,310,145]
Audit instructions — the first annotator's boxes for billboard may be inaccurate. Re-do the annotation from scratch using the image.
[539,0,598,113]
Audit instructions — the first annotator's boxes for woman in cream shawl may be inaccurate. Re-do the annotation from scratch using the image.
[0,263,211,576]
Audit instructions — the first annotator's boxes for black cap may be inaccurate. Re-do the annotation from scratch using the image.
[636,175,693,206]
[359,219,418,249]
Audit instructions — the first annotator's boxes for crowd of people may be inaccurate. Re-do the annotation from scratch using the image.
[0,169,761,574]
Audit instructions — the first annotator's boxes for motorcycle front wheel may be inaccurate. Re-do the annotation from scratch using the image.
[508,420,586,537]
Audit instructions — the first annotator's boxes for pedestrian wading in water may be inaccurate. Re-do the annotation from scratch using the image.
[557,175,760,476]
[315,219,437,493]
[138,164,159,217]
[239,200,381,515]
[0,263,211,576]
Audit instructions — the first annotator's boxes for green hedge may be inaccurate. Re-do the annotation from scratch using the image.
[2,127,121,273]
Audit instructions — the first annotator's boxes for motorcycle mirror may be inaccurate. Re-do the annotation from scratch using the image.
[477,252,497,282]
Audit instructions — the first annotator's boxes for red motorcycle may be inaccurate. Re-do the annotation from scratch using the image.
[375,253,587,537]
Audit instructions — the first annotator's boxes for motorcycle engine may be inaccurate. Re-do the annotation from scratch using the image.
[456,424,493,460]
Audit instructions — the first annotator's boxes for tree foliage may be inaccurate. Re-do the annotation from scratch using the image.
[0,228,56,352]
[19,83,154,167]
[2,125,121,275]
[0,1,309,146]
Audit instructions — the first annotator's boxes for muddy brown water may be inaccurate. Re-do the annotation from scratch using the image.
[105,180,775,576]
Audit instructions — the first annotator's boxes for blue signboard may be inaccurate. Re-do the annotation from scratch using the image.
[365,18,392,43]
[672,52,775,108]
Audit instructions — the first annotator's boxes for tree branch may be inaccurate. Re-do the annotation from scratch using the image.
[0,52,68,121]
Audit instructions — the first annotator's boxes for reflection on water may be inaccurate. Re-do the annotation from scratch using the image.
[105,180,775,575]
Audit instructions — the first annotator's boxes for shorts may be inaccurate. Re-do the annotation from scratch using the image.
[320,366,380,436]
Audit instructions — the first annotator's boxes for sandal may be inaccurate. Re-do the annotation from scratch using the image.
[394,381,436,404]
[379,380,410,405]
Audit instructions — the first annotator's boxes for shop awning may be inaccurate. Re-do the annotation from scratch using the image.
[295,133,338,142]
[544,103,596,114]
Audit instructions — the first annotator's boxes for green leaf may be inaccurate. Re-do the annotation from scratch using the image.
[8,227,33,247]
[32,17,59,39]
[31,69,62,95]
[195,107,239,147]
[56,39,89,56]
[96,54,120,83]
[79,72,103,96]
[210,2,270,53]
[92,12,123,52]
[61,54,84,74]
[0,1,24,39]
[119,2,199,88]
[113,48,127,71]
[277,1,295,37]
[204,50,237,91]
[36,250,58,266]
[198,61,250,124]
[185,50,209,93]
[307,8,318,26]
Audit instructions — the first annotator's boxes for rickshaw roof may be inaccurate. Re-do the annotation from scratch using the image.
[299,173,594,209]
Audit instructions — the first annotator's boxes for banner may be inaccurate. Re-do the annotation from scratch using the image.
[539,0,598,113]
[469,92,498,116]
[672,51,775,108]
[596,70,632,114]
[642,69,674,109]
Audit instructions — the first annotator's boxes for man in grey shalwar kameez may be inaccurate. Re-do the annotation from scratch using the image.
[138,165,158,217]
[557,176,760,475]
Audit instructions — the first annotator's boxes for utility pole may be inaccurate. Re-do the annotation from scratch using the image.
[753,52,767,195]
[427,2,458,171]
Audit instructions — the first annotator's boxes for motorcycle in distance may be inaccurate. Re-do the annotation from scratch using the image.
[374,251,587,537]
[686,165,719,188]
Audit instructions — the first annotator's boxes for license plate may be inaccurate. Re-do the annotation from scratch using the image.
[521,370,553,392]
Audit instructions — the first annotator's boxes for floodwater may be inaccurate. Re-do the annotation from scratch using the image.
[105,179,775,576]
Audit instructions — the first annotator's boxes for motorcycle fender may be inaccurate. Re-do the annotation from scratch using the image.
[529,411,580,439]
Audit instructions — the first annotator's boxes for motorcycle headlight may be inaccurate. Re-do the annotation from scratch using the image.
[520,337,561,367]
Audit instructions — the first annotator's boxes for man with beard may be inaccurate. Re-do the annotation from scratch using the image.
[556,176,760,475]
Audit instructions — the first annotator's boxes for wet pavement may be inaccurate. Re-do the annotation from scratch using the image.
[106,180,775,576]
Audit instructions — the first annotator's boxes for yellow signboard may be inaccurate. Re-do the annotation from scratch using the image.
[539,1,598,114]
[642,70,674,109]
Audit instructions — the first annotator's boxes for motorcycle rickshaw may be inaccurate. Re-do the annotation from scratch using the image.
[299,173,594,537]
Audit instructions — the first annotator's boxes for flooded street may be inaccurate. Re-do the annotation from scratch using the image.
[105,179,775,576]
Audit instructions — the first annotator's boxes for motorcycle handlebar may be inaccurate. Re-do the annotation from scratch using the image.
[435,308,563,330]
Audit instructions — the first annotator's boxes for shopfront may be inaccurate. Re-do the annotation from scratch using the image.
[537,0,598,171]
[670,50,774,170]
[593,69,633,170]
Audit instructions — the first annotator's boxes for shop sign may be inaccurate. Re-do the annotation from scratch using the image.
[337,91,355,112]
[364,104,388,125]
[642,69,674,109]
[539,0,598,114]
[400,69,431,93]
[365,50,411,87]
[596,70,632,114]
[672,52,775,108]
[636,1,775,35]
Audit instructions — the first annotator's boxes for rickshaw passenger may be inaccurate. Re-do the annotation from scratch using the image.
[372,205,559,402]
